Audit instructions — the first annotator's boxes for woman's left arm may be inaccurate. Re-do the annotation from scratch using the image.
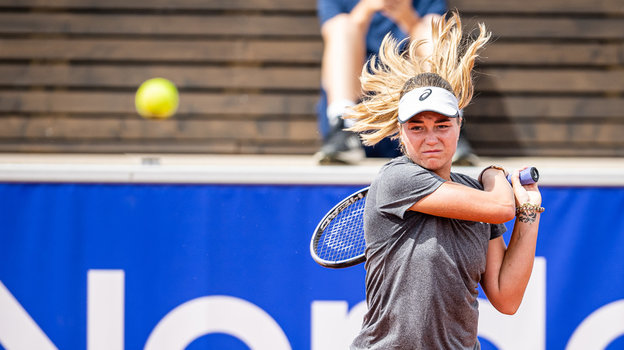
[480,168,543,315]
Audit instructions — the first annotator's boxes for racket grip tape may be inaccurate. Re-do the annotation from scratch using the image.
[507,167,539,185]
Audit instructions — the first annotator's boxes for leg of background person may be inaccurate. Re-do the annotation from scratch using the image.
[314,14,368,164]
[321,14,366,123]
[407,14,439,60]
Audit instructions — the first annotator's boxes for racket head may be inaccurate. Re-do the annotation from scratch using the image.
[310,187,368,268]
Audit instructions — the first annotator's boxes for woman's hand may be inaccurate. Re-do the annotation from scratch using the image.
[381,0,415,22]
[510,166,542,207]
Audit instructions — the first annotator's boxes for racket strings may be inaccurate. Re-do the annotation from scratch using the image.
[316,197,366,262]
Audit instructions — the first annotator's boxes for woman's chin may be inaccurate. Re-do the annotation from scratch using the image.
[417,159,443,170]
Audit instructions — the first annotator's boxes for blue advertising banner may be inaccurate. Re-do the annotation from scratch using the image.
[0,183,623,349]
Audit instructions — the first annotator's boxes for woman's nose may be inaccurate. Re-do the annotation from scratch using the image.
[424,131,438,145]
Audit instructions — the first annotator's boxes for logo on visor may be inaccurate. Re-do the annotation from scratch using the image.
[419,89,432,101]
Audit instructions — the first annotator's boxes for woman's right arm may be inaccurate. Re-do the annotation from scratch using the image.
[408,168,516,224]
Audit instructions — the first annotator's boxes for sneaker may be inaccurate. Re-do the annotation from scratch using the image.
[452,135,479,166]
[314,120,365,165]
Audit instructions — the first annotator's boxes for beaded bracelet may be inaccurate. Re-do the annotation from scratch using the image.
[516,203,545,216]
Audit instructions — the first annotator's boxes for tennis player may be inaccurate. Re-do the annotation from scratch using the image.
[346,12,543,349]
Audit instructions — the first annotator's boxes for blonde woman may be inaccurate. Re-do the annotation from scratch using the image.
[348,12,543,349]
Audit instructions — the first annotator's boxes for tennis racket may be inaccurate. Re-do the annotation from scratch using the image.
[508,166,539,185]
[310,167,539,268]
[309,187,368,268]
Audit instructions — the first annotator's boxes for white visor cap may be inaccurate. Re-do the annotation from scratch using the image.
[398,86,460,123]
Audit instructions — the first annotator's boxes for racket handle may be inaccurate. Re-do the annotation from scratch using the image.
[507,167,539,185]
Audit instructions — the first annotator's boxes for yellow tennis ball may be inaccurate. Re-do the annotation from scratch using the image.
[135,78,179,119]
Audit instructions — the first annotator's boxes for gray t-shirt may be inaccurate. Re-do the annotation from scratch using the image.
[351,156,506,350]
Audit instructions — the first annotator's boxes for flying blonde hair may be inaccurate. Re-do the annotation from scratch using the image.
[346,11,491,146]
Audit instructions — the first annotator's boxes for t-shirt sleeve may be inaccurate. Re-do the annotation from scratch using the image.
[375,163,445,219]
[490,223,507,240]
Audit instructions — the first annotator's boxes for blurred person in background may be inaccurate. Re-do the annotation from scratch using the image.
[314,0,478,165]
